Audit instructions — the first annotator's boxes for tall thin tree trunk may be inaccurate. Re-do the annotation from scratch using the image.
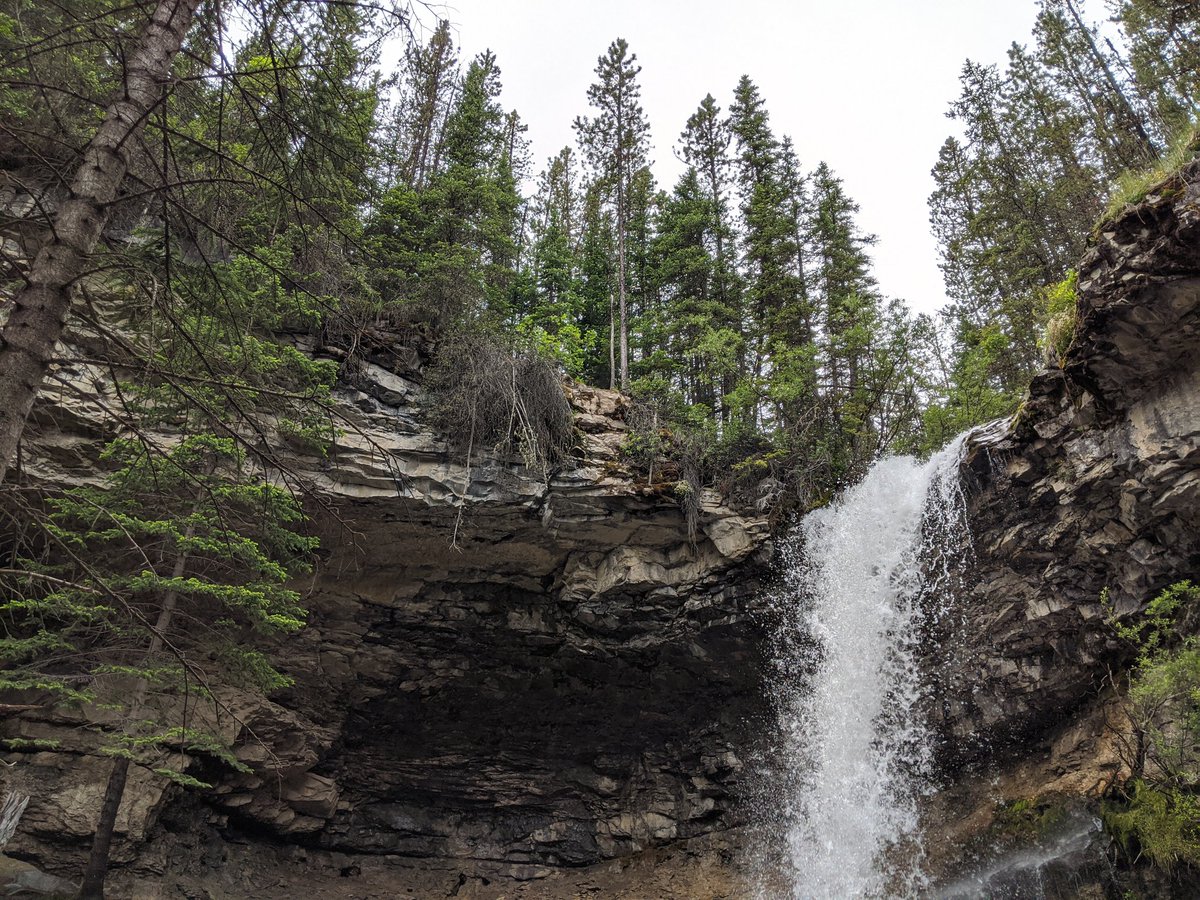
[616,157,629,393]
[79,533,192,900]
[619,278,629,392]
[1062,0,1158,159]
[77,758,130,900]
[608,292,616,390]
[0,0,200,485]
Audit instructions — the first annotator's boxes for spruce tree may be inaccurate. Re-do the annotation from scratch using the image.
[574,38,651,391]
[679,95,743,418]
[809,162,880,473]
[680,94,739,326]
[2,435,315,899]
[652,167,740,414]
[578,183,618,387]
[524,147,594,374]
[727,76,799,423]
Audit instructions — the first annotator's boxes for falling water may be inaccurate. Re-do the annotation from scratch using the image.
[768,436,970,899]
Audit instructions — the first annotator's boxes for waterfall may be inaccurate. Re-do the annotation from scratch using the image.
[767,437,969,900]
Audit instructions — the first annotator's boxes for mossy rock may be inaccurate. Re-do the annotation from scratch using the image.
[993,794,1071,841]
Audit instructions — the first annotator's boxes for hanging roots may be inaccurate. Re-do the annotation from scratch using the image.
[424,331,575,480]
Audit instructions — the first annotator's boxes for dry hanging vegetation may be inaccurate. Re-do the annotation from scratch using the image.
[424,333,575,480]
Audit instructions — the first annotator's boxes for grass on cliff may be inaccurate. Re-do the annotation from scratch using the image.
[1102,124,1200,225]
[1039,271,1078,368]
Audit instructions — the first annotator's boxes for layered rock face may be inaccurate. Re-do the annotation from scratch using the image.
[6,350,772,890]
[280,382,771,873]
[926,162,1200,759]
[7,163,1200,897]
[918,163,1200,889]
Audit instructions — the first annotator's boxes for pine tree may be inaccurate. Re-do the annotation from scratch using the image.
[1116,0,1200,134]
[574,38,651,391]
[2,435,315,899]
[523,147,594,374]
[808,162,880,476]
[387,20,459,190]
[578,182,618,387]
[727,76,799,423]
[1035,1,1158,171]
[679,94,742,418]
[929,52,1102,401]
[680,94,739,326]
[627,165,660,367]
[651,167,740,414]
[376,50,524,326]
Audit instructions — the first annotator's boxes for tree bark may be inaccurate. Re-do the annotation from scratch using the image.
[79,525,193,899]
[615,156,629,391]
[0,0,200,485]
[608,292,616,390]
[77,757,130,900]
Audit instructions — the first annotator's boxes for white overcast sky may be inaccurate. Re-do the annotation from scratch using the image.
[408,0,1104,316]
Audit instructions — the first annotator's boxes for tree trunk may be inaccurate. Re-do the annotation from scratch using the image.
[608,292,616,390]
[613,95,630,394]
[0,0,200,485]
[79,532,192,899]
[619,277,629,393]
[77,757,130,900]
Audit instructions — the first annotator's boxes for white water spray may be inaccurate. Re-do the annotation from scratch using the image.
[770,437,969,899]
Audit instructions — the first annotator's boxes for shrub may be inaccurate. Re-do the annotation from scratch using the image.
[424,331,574,479]
[1104,581,1200,870]
[1104,781,1200,870]
[1040,271,1078,367]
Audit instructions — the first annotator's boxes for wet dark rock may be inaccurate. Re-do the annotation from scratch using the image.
[925,161,1200,764]
[920,164,1200,896]
[6,359,773,889]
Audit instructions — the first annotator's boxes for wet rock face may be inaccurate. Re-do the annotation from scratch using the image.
[280,383,771,870]
[926,162,1200,762]
[8,362,772,878]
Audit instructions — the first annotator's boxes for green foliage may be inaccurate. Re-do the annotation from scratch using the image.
[620,381,719,541]
[1039,271,1078,366]
[926,1,1200,432]
[573,38,652,390]
[0,434,314,782]
[920,323,1023,454]
[366,50,526,331]
[0,738,61,751]
[1112,581,1200,668]
[1105,781,1200,870]
[1104,581,1200,870]
[1104,124,1200,223]
[994,795,1069,839]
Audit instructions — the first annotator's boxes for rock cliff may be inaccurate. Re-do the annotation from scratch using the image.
[919,162,1200,888]
[4,341,773,895]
